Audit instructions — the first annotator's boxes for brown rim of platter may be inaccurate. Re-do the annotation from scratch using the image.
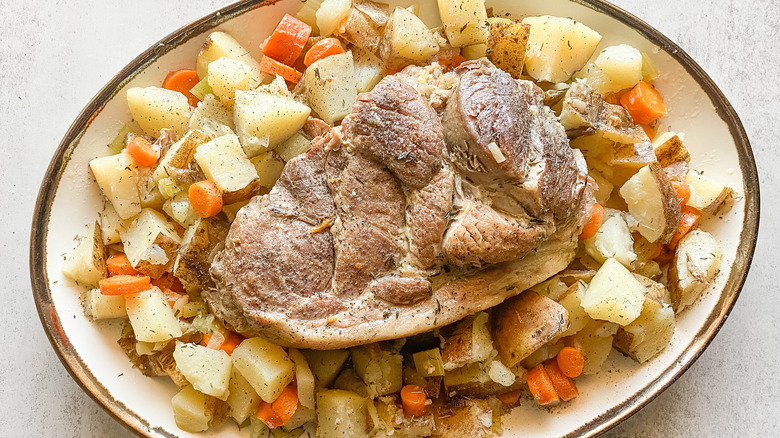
[29,0,760,436]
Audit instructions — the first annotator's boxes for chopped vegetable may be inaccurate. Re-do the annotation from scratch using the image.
[400,384,428,417]
[162,69,202,107]
[526,364,559,406]
[262,14,312,66]
[257,384,299,428]
[303,38,345,67]
[620,81,667,125]
[667,205,702,249]
[126,136,159,167]
[259,56,303,84]
[106,253,140,277]
[496,390,521,405]
[672,181,691,206]
[578,202,604,240]
[99,274,151,296]
[189,76,214,101]
[188,180,223,218]
[544,359,579,402]
[201,331,245,355]
[108,124,134,154]
[556,346,585,378]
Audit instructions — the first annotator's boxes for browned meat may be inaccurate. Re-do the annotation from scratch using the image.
[206,60,593,349]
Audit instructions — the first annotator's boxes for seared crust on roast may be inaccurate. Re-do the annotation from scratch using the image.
[207,59,594,349]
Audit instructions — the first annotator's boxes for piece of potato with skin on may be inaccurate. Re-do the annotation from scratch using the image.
[443,361,524,398]
[231,336,296,402]
[233,89,312,157]
[126,87,191,137]
[668,229,723,313]
[303,51,357,125]
[125,286,183,343]
[316,0,352,37]
[437,0,489,48]
[194,134,260,205]
[433,398,493,438]
[120,209,181,278]
[685,171,734,213]
[614,275,675,363]
[153,130,212,184]
[302,349,350,388]
[486,19,530,79]
[652,131,690,168]
[173,215,230,293]
[196,31,262,85]
[173,341,232,400]
[561,82,648,145]
[522,15,602,83]
[316,389,371,438]
[583,212,637,268]
[90,152,142,220]
[440,311,493,370]
[620,162,682,244]
[342,4,386,55]
[492,290,569,368]
[557,281,590,337]
[581,257,647,325]
[62,221,107,288]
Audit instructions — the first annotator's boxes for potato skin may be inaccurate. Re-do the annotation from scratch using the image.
[487,20,530,79]
[174,214,230,292]
[648,161,682,244]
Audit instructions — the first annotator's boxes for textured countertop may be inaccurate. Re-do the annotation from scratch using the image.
[4,0,776,436]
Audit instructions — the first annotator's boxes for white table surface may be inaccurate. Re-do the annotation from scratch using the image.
[4,0,776,436]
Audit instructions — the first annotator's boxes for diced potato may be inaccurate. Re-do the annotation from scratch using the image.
[492,291,568,368]
[276,133,311,162]
[570,319,618,375]
[125,286,183,342]
[583,213,637,268]
[342,5,386,55]
[173,215,230,292]
[522,15,602,83]
[440,312,493,370]
[316,390,370,438]
[592,44,643,94]
[487,20,530,79]
[233,90,312,157]
[190,94,235,139]
[303,51,357,125]
[136,171,166,210]
[668,229,723,313]
[172,385,214,432]
[208,57,254,109]
[316,0,352,37]
[383,7,439,63]
[121,208,181,278]
[226,368,261,425]
[590,168,614,205]
[558,282,589,337]
[685,171,734,213]
[413,348,445,377]
[89,152,142,220]
[614,277,675,362]
[162,192,200,228]
[437,0,489,48]
[173,341,232,400]
[231,337,296,402]
[126,87,190,137]
[302,349,350,388]
[153,130,212,184]
[62,221,106,287]
[83,288,126,320]
[194,134,260,204]
[251,152,286,189]
[652,132,689,165]
[461,43,487,60]
[433,399,493,437]
[581,258,647,325]
[196,31,261,85]
[99,202,130,245]
[353,47,383,93]
[560,82,648,145]
[333,368,370,398]
[288,349,316,409]
[487,360,516,387]
[620,163,682,243]
[282,405,316,432]
[350,343,403,397]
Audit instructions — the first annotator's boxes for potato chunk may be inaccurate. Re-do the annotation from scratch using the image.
[316,390,370,438]
[194,134,260,204]
[433,399,493,437]
[231,337,296,402]
[173,342,232,400]
[207,57,254,109]
[353,47,383,93]
[121,208,181,278]
[382,7,439,63]
[350,344,403,397]
[196,31,261,85]
[586,44,644,94]
[620,162,682,244]
[171,385,214,433]
[614,277,675,362]
[440,312,493,370]
[316,0,352,37]
[685,171,734,213]
[583,213,637,268]
[522,15,602,83]
[437,0,489,47]
[234,89,311,156]
[153,129,212,184]
[668,229,723,313]
[226,368,261,425]
[558,282,589,337]
[126,86,191,137]
[581,258,646,325]
[89,152,142,220]
[83,288,126,320]
[125,286,183,342]
[189,94,235,139]
[492,290,569,368]
[288,349,316,409]
[173,215,230,292]
[571,319,618,375]
[62,221,107,288]
[303,51,357,125]
[487,19,530,79]
[302,349,350,388]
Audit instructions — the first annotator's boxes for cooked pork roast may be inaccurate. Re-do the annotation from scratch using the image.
[206,59,594,349]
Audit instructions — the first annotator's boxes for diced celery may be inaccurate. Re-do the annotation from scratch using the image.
[190,76,214,101]
[413,348,445,377]
[158,177,182,199]
[108,123,134,154]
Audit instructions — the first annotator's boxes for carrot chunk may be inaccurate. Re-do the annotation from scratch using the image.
[556,346,585,378]
[188,180,223,218]
[667,206,702,249]
[671,181,691,206]
[578,202,604,240]
[544,360,579,402]
[526,364,559,406]
[106,253,140,277]
[303,38,345,67]
[259,56,303,84]
[126,136,159,167]
[262,14,312,66]
[257,384,298,428]
[400,384,428,417]
[99,275,151,296]
[162,69,201,107]
[620,81,667,125]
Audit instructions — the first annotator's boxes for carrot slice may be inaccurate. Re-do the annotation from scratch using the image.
[578,202,604,240]
[188,180,223,218]
[99,275,151,296]
[126,136,159,167]
[106,253,140,277]
[544,360,579,402]
[556,346,585,378]
[162,69,201,107]
[259,56,303,84]
[303,38,345,67]
[436,52,467,72]
[667,205,702,249]
[526,364,559,406]
[496,390,521,405]
[257,384,298,428]
[262,14,312,66]
[400,384,428,417]
[671,181,691,206]
[620,81,667,125]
